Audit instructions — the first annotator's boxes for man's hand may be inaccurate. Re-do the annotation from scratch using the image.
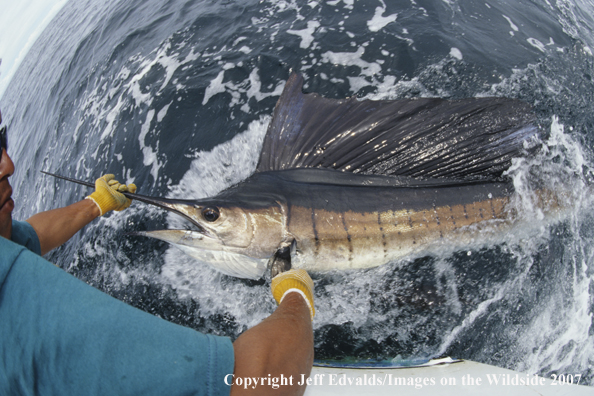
[27,173,137,254]
[271,269,315,320]
[232,271,314,396]
[86,174,137,216]
[231,269,315,395]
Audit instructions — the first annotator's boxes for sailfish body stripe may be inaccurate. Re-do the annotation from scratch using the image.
[288,195,512,272]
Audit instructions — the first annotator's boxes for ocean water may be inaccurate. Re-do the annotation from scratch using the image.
[2,0,594,385]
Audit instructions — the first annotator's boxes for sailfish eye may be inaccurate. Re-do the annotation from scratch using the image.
[201,207,220,222]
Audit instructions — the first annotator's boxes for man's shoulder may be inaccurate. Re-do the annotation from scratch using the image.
[10,220,41,255]
[0,234,38,286]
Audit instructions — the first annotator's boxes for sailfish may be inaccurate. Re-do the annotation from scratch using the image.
[47,73,545,279]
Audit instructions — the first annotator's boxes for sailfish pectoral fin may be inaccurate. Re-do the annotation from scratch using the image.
[131,230,269,279]
[128,229,205,246]
[268,241,294,278]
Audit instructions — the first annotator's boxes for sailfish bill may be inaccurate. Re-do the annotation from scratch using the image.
[45,73,547,279]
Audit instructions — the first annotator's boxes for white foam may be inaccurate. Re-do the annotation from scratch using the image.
[232,36,247,46]
[138,109,162,182]
[245,68,286,104]
[202,69,227,105]
[321,47,382,77]
[157,102,171,122]
[326,0,354,9]
[449,47,463,60]
[502,14,519,36]
[437,282,512,356]
[202,67,285,110]
[99,96,127,141]
[367,3,397,32]
[527,37,546,52]
[287,20,320,49]
[315,274,375,328]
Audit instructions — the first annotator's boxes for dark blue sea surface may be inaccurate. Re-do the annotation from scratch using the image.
[2,0,594,385]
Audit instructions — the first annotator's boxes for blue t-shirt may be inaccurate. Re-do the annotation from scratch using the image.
[1,221,234,395]
[10,220,42,255]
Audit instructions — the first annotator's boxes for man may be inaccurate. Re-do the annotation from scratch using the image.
[0,110,314,395]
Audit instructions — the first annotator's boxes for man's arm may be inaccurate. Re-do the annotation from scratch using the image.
[26,199,100,255]
[232,270,315,396]
[26,174,136,255]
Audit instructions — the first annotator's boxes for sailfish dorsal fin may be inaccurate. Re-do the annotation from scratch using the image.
[256,73,539,181]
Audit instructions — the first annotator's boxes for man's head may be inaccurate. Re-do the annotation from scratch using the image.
[0,109,15,239]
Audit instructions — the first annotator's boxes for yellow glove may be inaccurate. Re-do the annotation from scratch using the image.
[271,269,315,320]
[86,174,137,216]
